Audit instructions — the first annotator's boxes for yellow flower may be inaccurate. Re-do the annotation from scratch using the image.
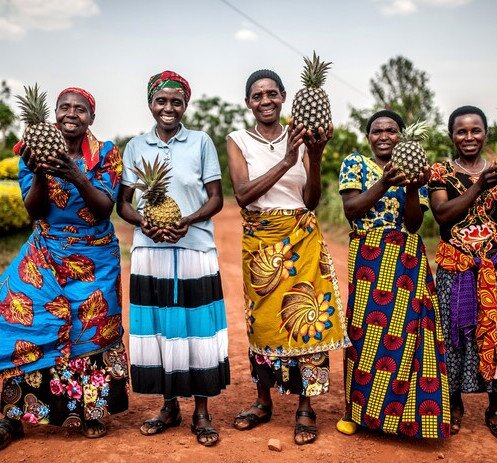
[83,384,98,403]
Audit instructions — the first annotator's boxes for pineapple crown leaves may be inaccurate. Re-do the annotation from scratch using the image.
[399,120,430,143]
[300,51,332,88]
[16,84,50,125]
[131,154,172,201]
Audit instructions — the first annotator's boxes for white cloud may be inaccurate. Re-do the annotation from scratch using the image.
[0,0,100,40]
[374,0,472,15]
[235,28,258,41]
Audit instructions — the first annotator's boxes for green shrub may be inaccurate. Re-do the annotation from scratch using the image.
[0,180,31,234]
[0,148,14,161]
[0,156,19,180]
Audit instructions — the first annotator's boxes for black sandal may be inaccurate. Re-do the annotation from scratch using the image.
[294,409,318,445]
[0,418,24,450]
[485,408,497,438]
[233,401,272,431]
[140,399,182,436]
[191,413,219,447]
[81,419,107,439]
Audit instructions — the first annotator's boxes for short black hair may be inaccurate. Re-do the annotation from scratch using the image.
[245,69,285,98]
[366,110,406,134]
[448,105,488,136]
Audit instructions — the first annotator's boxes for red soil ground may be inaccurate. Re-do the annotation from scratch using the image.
[0,200,494,463]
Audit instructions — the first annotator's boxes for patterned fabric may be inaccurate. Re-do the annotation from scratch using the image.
[1,343,128,427]
[147,70,191,103]
[242,208,349,358]
[339,154,449,438]
[436,268,497,395]
[0,132,123,379]
[57,87,96,113]
[249,350,329,396]
[338,153,428,232]
[129,247,229,398]
[435,241,497,381]
[344,228,450,438]
[429,161,497,256]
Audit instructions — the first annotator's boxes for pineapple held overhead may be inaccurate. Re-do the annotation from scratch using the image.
[291,51,332,136]
[132,154,182,229]
[391,121,430,179]
[16,84,67,163]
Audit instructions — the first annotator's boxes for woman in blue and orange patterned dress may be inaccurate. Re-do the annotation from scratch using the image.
[0,88,128,450]
[336,110,450,438]
[429,106,497,437]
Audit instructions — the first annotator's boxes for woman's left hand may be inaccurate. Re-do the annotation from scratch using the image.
[304,122,333,161]
[41,151,85,183]
[406,164,431,191]
[162,217,190,243]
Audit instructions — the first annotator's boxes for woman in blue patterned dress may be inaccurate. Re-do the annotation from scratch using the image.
[336,110,450,438]
[0,88,128,450]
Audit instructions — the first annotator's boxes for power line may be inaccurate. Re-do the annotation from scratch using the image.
[219,0,369,100]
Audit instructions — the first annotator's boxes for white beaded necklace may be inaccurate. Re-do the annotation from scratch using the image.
[249,124,288,151]
[454,158,487,176]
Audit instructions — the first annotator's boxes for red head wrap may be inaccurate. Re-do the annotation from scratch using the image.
[147,70,191,103]
[57,87,96,113]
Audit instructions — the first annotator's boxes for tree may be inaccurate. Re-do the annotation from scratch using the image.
[0,80,16,150]
[350,56,442,132]
[183,96,250,194]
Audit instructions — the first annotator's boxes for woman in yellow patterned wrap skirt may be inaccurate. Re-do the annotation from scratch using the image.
[227,69,349,445]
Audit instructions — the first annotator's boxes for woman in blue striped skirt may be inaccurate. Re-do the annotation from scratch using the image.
[117,70,229,446]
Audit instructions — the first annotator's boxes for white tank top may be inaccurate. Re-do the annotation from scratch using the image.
[228,128,307,211]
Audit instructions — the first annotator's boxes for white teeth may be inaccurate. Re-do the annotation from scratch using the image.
[160,116,175,123]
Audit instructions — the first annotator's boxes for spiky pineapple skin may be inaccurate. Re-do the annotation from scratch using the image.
[292,87,331,133]
[23,122,67,163]
[144,197,182,228]
[391,141,428,179]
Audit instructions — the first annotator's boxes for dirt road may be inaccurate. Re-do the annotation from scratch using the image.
[1,200,494,463]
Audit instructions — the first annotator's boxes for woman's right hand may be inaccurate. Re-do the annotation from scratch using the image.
[380,161,407,188]
[477,161,497,191]
[19,144,42,174]
[140,220,166,243]
[283,120,306,167]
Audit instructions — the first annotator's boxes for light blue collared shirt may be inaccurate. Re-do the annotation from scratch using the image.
[122,124,221,252]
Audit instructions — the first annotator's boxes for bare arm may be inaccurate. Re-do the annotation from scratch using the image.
[227,124,306,208]
[302,124,333,210]
[42,152,114,220]
[402,165,431,233]
[162,180,223,243]
[341,162,406,222]
[430,163,497,224]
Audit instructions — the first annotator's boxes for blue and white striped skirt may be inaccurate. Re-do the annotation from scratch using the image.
[129,247,230,398]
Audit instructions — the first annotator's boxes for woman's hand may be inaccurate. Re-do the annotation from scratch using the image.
[284,120,306,167]
[380,161,407,188]
[162,217,190,243]
[406,164,431,191]
[140,220,167,243]
[477,161,497,191]
[304,123,334,162]
[41,151,86,184]
[19,144,43,174]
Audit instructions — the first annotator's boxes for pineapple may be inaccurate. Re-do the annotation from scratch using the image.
[16,84,67,162]
[291,51,332,136]
[131,154,181,228]
[391,121,430,179]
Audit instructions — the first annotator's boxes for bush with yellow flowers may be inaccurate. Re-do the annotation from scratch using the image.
[0,156,20,180]
[0,180,31,233]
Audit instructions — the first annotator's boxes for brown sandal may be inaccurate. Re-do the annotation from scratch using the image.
[294,409,318,445]
[233,401,272,431]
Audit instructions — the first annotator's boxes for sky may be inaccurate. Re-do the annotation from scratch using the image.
[1,0,496,141]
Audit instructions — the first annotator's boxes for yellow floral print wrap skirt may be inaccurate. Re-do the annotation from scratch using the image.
[241,208,349,357]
